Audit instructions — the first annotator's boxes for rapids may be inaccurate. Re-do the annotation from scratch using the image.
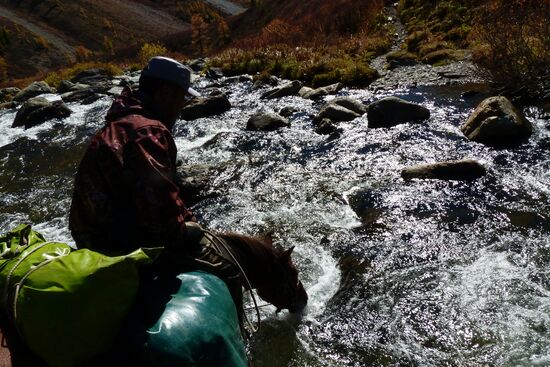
[0,66,549,366]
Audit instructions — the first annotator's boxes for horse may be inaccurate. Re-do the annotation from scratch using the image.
[0,227,308,366]
[207,230,309,318]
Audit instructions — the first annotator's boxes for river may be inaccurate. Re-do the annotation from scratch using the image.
[0,63,549,366]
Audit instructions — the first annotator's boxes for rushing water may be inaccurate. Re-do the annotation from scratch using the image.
[0,69,549,366]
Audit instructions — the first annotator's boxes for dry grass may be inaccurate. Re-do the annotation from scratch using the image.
[471,0,549,98]
[206,0,390,87]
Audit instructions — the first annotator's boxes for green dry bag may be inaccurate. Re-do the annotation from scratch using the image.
[0,224,160,367]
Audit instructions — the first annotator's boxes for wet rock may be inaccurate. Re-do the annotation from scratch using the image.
[261,80,302,99]
[253,76,278,90]
[279,106,298,117]
[367,96,430,128]
[71,68,110,85]
[314,104,361,124]
[187,58,207,72]
[401,159,486,181]
[301,83,343,99]
[346,187,385,228]
[205,67,224,79]
[180,92,231,121]
[298,87,314,97]
[176,163,219,207]
[246,112,290,131]
[0,101,17,110]
[224,75,253,84]
[315,118,340,135]
[0,87,21,103]
[60,86,102,104]
[106,86,124,96]
[13,81,53,103]
[329,97,368,115]
[461,96,532,147]
[12,97,71,129]
[57,80,76,94]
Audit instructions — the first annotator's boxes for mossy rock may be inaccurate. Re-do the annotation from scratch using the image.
[386,50,419,69]
[418,41,450,57]
[423,48,467,64]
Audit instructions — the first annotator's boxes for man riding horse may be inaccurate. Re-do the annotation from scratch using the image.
[68,55,307,333]
[69,56,201,254]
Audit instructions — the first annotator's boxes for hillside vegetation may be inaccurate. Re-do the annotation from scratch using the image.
[0,0,547,100]
[397,0,549,99]
[208,0,390,87]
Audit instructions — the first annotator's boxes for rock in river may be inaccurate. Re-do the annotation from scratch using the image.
[461,96,532,147]
[401,159,486,181]
[367,96,430,128]
[261,80,302,99]
[181,92,231,121]
[314,103,361,124]
[12,82,54,103]
[12,97,72,129]
[247,112,290,131]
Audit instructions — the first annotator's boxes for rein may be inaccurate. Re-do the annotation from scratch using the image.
[202,230,262,334]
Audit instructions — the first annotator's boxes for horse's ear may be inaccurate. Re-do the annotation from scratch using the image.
[278,246,295,261]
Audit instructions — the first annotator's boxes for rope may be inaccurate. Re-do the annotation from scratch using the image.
[2,242,67,322]
[12,251,69,321]
[202,230,262,334]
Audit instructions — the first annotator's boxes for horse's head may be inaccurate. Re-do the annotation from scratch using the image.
[255,244,308,314]
[220,233,308,313]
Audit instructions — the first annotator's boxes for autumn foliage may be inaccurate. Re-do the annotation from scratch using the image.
[472,0,549,97]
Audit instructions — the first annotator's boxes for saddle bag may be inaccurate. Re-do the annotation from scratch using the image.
[0,224,159,367]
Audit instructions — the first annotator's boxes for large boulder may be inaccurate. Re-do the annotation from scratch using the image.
[180,92,231,121]
[0,87,21,103]
[301,83,343,99]
[70,68,110,85]
[13,82,54,103]
[246,112,290,131]
[261,80,302,99]
[401,159,486,181]
[367,96,430,128]
[461,96,532,146]
[60,83,104,104]
[314,104,361,124]
[12,97,72,129]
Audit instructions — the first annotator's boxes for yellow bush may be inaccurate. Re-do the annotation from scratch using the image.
[138,42,168,65]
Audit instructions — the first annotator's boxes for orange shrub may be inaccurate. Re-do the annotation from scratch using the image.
[472,0,549,96]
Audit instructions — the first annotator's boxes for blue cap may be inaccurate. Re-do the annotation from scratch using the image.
[141,56,200,97]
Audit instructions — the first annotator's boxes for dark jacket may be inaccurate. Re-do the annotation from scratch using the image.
[69,87,194,253]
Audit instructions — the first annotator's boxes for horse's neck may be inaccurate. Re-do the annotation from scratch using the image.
[222,235,271,290]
